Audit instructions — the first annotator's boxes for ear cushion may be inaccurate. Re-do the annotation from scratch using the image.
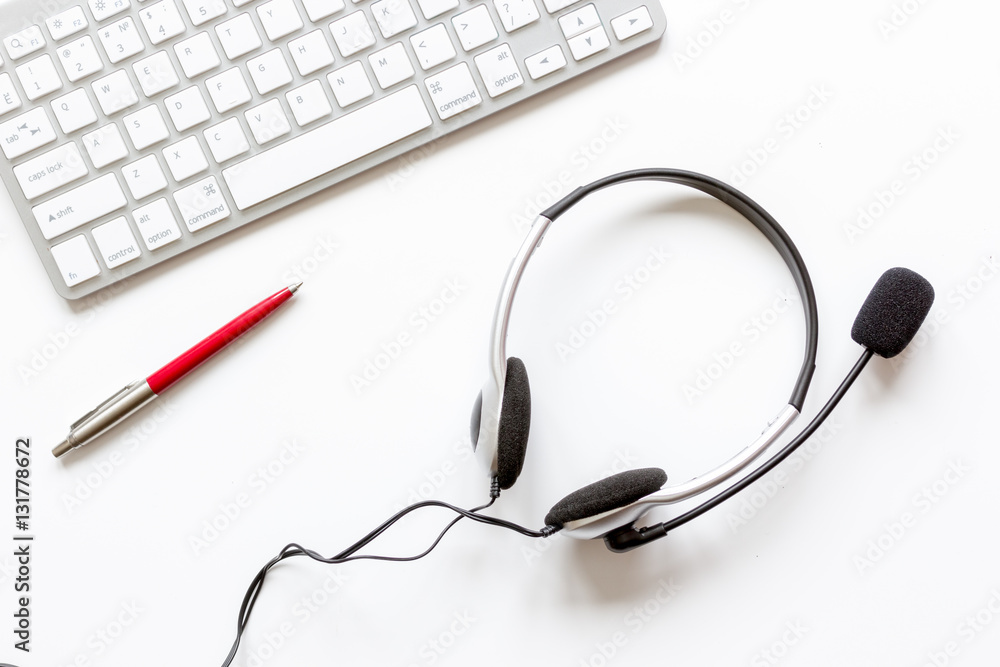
[544,468,668,528]
[496,357,530,490]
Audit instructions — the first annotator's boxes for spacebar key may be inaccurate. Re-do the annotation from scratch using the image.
[223,85,432,210]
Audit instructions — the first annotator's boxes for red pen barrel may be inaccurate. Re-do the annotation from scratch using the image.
[145,286,296,395]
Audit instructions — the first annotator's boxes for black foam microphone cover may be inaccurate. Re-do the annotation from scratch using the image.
[544,468,667,528]
[851,267,934,358]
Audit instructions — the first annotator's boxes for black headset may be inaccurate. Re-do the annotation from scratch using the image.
[216,169,934,665]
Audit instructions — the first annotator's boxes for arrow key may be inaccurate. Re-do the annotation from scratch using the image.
[558,4,600,39]
[524,44,566,80]
[567,25,609,61]
[611,6,653,41]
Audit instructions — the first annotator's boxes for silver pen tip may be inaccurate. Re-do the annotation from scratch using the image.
[52,439,74,459]
[288,281,303,294]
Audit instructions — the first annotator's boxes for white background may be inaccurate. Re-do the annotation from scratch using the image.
[2,0,1000,665]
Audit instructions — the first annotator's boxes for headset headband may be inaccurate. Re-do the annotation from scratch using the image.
[473,168,819,537]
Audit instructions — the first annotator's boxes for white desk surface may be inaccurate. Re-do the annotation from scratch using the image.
[2,1,999,665]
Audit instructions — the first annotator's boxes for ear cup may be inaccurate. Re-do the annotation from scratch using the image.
[496,357,531,490]
[544,468,668,528]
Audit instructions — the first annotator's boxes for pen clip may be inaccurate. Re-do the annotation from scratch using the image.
[71,380,144,430]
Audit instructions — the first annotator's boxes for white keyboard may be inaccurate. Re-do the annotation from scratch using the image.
[0,0,664,298]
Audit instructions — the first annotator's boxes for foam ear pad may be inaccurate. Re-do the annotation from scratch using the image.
[544,468,668,528]
[496,357,530,490]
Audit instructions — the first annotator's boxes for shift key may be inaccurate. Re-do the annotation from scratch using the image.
[33,174,127,240]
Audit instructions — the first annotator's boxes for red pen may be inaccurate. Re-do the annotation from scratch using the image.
[51,283,302,458]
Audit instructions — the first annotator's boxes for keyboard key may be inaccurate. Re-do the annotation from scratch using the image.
[288,30,334,76]
[57,36,104,82]
[611,6,653,41]
[123,154,168,197]
[493,0,539,33]
[47,7,90,41]
[216,13,262,59]
[133,51,180,96]
[174,175,230,231]
[133,197,181,249]
[203,117,250,162]
[206,67,252,112]
[124,104,170,149]
[14,141,89,200]
[257,0,304,41]
[223,85,431,209]
[82,123,129,166]
[16,55,63,101]
[452,6,498,52]
[524,44,565,79]
[327,61,373,107]
[88,0,131,22]
[410,24,456,71]
[0,107,57,159]
[50,234,100,287]
[92,216,141,267]
[174,32,221,78]
[165,86,211,130]
[541,0,579,12]
[4,26,46,61]
[0,73,23,116]
[248,49,293,94]
[330,11,375,57]
[369,43,415,89]
[424,62,481,119]
[163,135,209,180]
[92,69,139,114]
[52,88,98,132]
[559,4,599,39]
[245,99,291,144]
[182,0,228,26]
[371,0,418,39]
[98,16,145,64]
[567,25,609,60]
[474,43,523,98]
[140,0,187,45]
[33,173,127,239]
[286,80,332,126]
[301,0,345,22]
[416,0,458,20]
